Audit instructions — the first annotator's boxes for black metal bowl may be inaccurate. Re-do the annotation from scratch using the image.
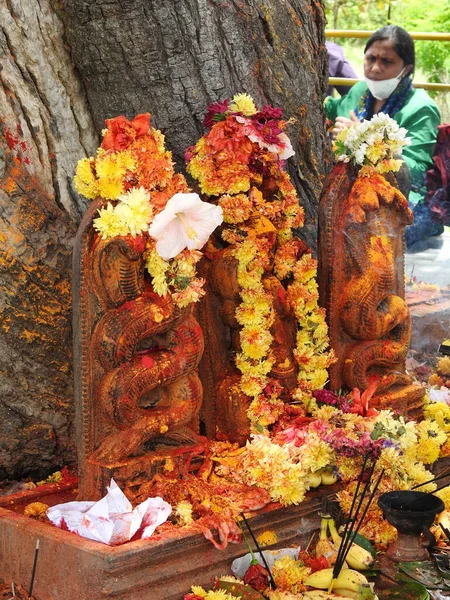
[378,490,445,534]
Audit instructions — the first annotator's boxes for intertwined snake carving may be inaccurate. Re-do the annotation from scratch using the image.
[318,163,424,410]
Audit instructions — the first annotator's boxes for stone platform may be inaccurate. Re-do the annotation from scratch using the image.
[406,285,450,355]
[0,485,324,600]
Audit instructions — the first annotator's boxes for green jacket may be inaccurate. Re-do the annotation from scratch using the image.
[325,81,441,204]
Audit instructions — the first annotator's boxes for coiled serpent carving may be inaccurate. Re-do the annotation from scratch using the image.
[74,200,204,470]
[318,163,416,397]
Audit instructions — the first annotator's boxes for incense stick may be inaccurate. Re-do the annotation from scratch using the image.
[28,539,40,599]
[240,513,277,590]
[411,467,450,490]
[440,523,450,544]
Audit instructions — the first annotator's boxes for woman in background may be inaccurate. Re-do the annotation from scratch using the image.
[325,25,442,252]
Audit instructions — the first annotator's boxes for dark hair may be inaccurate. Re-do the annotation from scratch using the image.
[364,26,415,70]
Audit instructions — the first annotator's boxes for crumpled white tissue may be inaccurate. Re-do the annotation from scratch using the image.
[47,478,171,545]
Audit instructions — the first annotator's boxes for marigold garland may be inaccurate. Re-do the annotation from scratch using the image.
[186,93,334,430]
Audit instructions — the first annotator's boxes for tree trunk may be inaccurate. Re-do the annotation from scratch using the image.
[58,0,330,244]
[0,0,97,479]
[0,0,329,479]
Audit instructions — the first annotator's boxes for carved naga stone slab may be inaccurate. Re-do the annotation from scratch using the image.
[318,162,425,416]
[73,200,204,499]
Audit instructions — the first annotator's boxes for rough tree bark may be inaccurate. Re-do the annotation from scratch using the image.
[0,0,98,479]
[0,0,329,479]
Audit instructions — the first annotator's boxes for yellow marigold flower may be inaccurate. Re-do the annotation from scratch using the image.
[24,502,49,520]
[415,439,441,465]
[436,489,450,510]
[145,250,169,297]
[241,328,273,359]
[437,356,450,376]
[116,149,136,172]
[229,93,257,116]
[424,402,450,432]
[175,500,194,526]
[268,591,302,600]
[298,434,334,472]
[74,157,98,199]
[235,355,273,378]
[417,419,447,446]
[272,554,310,591]
[190,586,208,598]
[376,158,402,173]
[96,154,126,180]
[365,141,385,164]
[97,176,125,200]
[257,530,278,547]
[240,372,267,397]
[114,187,153,236]
[247,394,284,428]
[93,202,130,239]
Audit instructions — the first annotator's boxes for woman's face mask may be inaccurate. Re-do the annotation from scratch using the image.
[365,68,406,100]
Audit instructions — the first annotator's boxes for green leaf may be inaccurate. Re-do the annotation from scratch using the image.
[352,532,377,557]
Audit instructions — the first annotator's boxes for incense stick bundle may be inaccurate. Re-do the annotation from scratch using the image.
[328,456,384,593]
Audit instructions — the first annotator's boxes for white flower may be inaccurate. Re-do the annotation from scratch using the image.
[334,113,410,172]
[354,142,368,164]
[428,387,450,404]
[148,192,223,259]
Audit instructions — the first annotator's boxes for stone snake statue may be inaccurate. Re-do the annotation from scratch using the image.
[73,200,204,498]
[318,162,425,414]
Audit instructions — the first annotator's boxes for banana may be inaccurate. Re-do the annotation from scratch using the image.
[303,591,355,600]
[320,467,338,486]
[316,517,339,566]
[333,586,377,599]
[328,519,374,571]
[303,589,365,599]
[305,567,369,592]
[332,589,359,598]
[308,471,323,488]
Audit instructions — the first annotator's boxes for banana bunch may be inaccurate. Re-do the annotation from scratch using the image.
[328,519,374,571]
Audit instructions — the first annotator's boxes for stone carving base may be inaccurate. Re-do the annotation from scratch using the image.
[0,487,324,600]
[79,429,206,500]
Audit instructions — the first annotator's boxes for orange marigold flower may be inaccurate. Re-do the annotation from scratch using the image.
[219,193,253,223]
[102,113,150,151]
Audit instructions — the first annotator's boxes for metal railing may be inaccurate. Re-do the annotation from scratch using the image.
[326,30,450,91]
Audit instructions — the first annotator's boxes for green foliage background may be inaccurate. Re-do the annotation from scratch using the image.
[324,0,450,120]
